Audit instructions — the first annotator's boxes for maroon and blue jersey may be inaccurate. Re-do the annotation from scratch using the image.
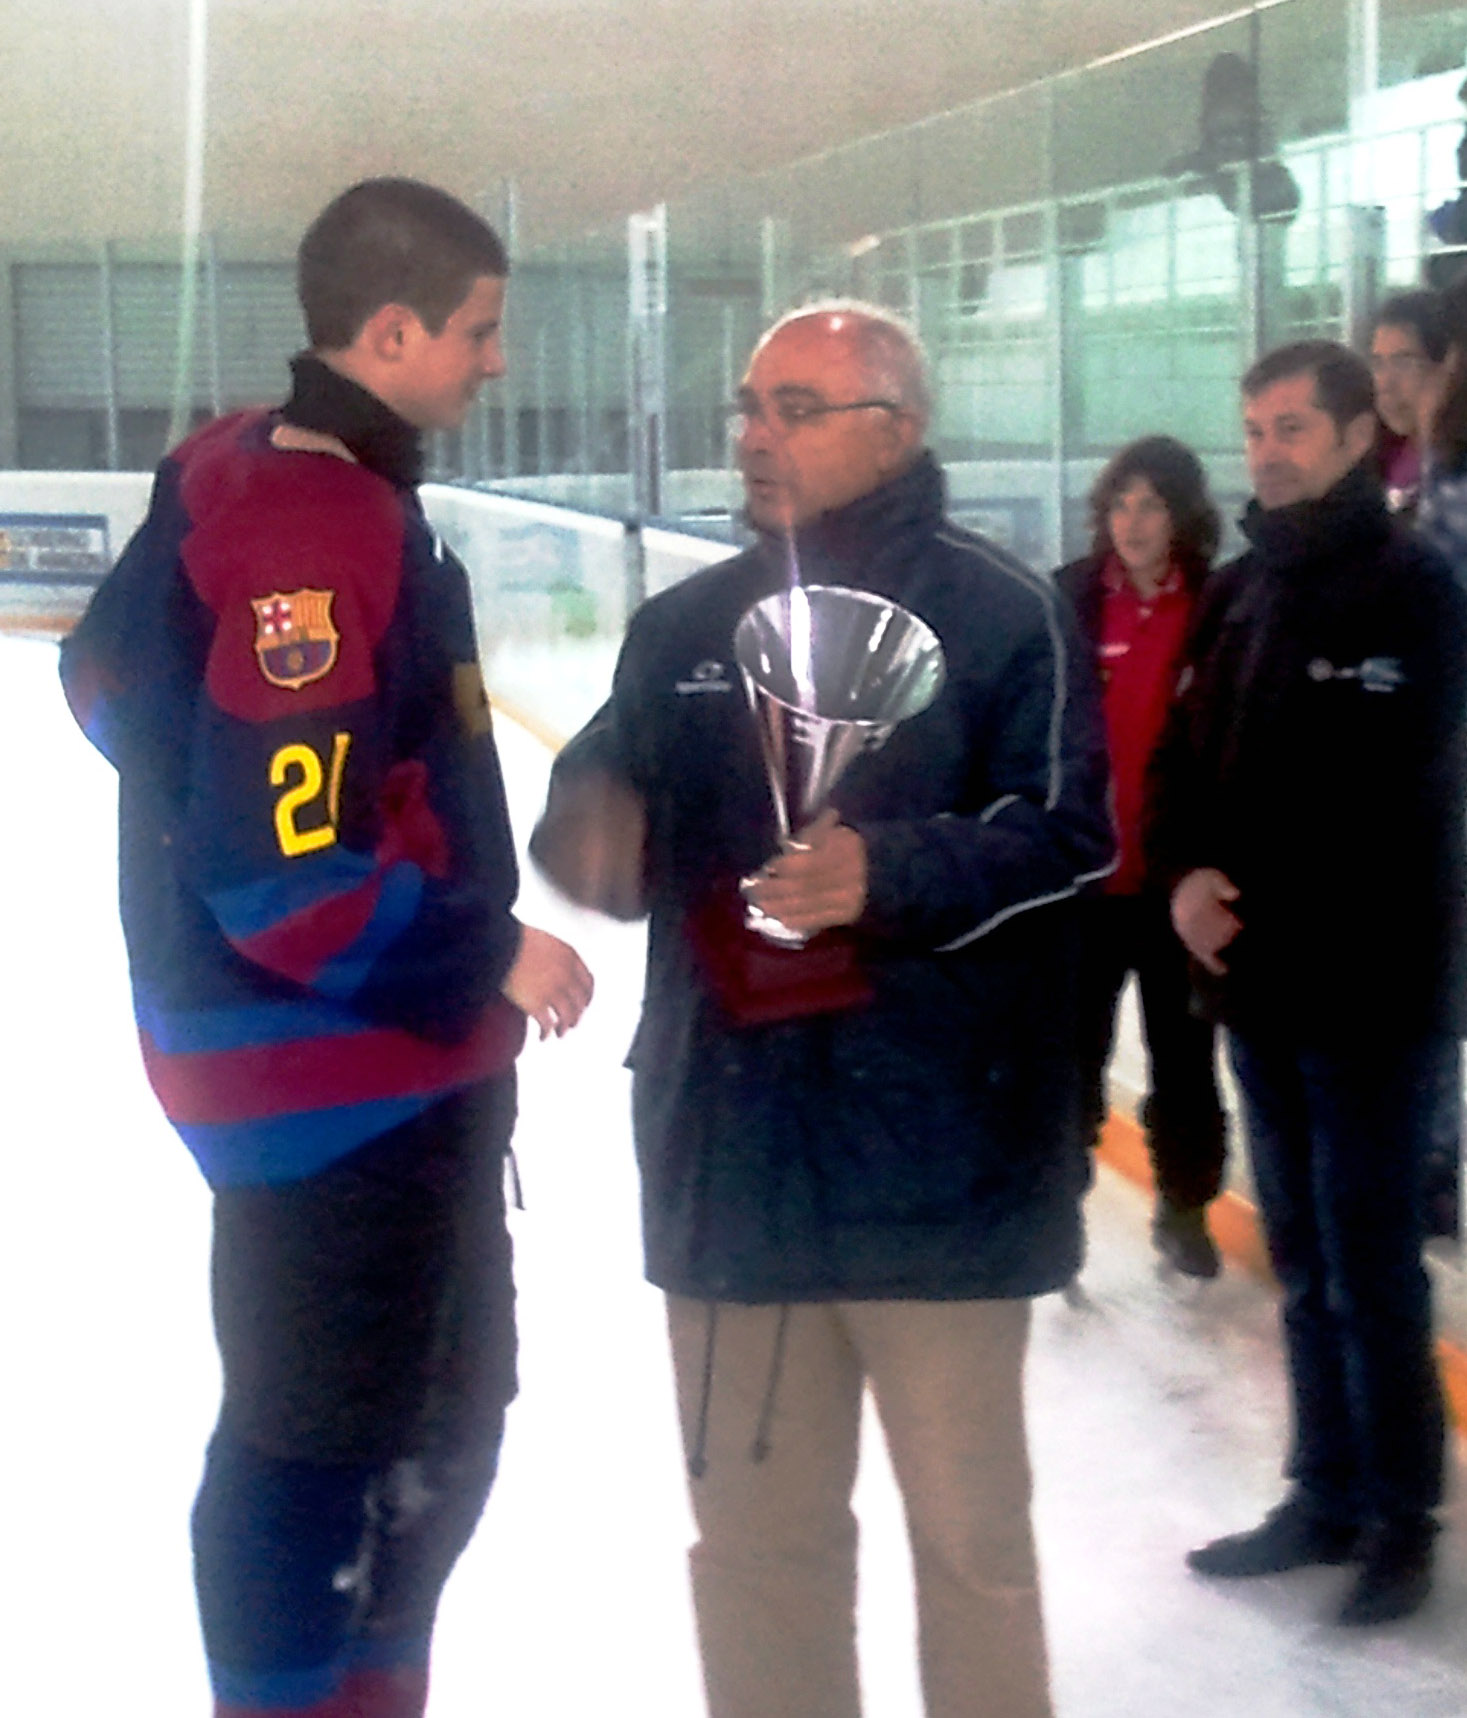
[61,410,527,1187]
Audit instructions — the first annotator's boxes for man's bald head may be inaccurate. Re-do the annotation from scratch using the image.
[755,301,933,432]
[736,302,930,530]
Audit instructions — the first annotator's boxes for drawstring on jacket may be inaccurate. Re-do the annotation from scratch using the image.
[686,1302,792,1478]
[688,1301,720,1479]
[750,1304,790,1463]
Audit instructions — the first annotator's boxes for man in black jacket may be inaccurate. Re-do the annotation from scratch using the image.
[532,303,1112,1718]
[1152,339,1467,1626]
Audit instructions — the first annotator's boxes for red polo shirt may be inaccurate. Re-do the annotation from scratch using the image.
[1096,554,1195,895]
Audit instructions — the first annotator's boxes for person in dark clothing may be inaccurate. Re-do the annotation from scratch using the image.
[1426,76,1467,282]
[1367,289,1462,1244]
[1056,436,1227,1277]
[1165,51,1301,223]
[60,178,593,1718]
[1371,289,1449,522]
[1151,340,1467,1628]
[531,302,1112,1718]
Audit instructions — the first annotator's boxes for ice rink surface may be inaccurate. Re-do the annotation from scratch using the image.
[5,630,1466,1717]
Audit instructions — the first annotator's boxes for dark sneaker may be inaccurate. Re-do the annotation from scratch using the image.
[1153,1201,1221,1279]
[1187,1498,1359,1577]
[1336,1516,1437,1626]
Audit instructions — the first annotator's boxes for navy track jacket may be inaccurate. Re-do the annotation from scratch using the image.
[543,454,1115,1302]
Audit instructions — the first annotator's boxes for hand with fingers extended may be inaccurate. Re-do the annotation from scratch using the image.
[1171,866,1242,975]
[741,807,868,937]
[501,924,595,1039]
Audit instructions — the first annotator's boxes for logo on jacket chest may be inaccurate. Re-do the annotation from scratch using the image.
[1305,655,1406,693]
[675,659,735,695]
[252,589,339,690]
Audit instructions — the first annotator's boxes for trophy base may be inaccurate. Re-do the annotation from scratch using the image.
[742,899,810,948]
[687,888,874,1027]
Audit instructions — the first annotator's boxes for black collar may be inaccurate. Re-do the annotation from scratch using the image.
[279,353,424,489]
[1240,460,1390,577]
[754,451,946,572]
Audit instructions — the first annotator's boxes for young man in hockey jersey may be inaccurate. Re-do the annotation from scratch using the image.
[60,177,592,1718]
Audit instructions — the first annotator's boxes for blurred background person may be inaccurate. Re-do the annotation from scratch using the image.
[1417,273,1467,561]
[1405,276,1467,1243]
[1164,51,1301,223]
[1370,290,1448,521]
[1056,437,1228,1277]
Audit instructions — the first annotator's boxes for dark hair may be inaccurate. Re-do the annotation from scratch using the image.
[1088,435,1220,585]
[1374,290,1449,363]
[1430,275,1467,470]
[298,178,509,350]
[1241,340,1376,433]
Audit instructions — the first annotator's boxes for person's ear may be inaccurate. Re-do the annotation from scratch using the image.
[357,302,421,366]
[1343,409,1379,467]
[876,407,924,475]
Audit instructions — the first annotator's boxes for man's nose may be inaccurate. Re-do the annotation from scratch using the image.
[737,403,775,452]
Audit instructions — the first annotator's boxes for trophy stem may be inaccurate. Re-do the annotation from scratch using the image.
[786,556,816,716]
[733,583,947,950]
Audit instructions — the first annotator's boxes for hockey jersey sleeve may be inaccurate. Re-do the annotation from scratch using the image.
[64,433,524,1045]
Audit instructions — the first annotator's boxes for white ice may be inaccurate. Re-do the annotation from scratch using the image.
[4,631,1465,1717]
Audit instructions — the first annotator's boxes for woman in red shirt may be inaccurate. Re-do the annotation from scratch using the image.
[1056,436,1228,1277]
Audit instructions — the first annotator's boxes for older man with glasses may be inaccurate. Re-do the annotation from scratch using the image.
[1369,290,1449,520]
[1364,292,1463,1250]
[531,301,1112,1718]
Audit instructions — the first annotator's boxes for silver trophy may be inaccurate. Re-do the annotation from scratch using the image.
[733,584,946,945]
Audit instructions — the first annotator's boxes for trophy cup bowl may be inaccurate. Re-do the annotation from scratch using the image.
[733,584,946,945]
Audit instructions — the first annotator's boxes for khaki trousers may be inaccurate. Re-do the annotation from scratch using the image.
[667,1295,1052,1718]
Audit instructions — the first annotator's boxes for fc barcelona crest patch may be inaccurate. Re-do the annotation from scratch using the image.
[251,589,340,690]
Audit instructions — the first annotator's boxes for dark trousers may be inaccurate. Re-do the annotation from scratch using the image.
[1075,893,1226,1210]
[1423,1035,1463,1239]
[1228,1031,1445,1525]
[195,1078,518,1712]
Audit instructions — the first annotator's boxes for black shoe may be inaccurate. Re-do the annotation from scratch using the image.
[1153,1201,1221,1279]
[1336,1516,1438,1626]
[1187,1498,1359,1577]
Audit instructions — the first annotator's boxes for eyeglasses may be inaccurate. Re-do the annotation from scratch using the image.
[1369,352,1432,378]
[726,393,905,431]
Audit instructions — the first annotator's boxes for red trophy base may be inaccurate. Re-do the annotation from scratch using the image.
[686,889,874,1026]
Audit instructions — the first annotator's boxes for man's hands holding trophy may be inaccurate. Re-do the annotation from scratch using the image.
[530,579,944,1026]
[732,583,944,952]
[740,807,869,939]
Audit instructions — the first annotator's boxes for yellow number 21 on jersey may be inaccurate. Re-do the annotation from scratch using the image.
[270,732,352,858]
